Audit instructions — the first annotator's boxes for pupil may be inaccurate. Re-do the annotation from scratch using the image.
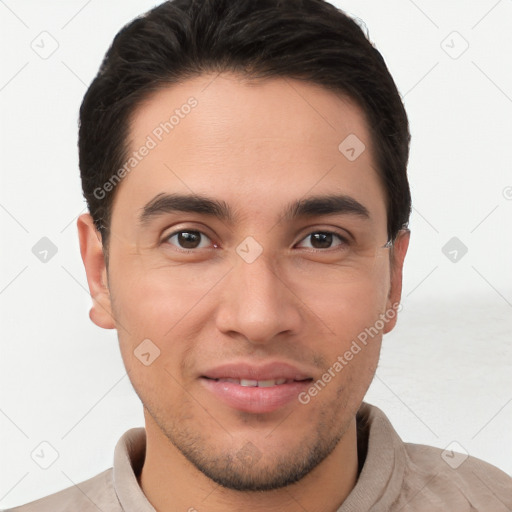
[178,231,201,248]
[311,233,332,249]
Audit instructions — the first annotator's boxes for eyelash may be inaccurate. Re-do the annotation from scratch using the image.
[164,230,217,252]
[162,229,350,252]
[296,231,349,250]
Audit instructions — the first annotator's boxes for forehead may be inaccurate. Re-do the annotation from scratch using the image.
[114,72,385,224]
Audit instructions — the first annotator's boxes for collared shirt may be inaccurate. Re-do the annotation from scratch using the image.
[5,402,512,511]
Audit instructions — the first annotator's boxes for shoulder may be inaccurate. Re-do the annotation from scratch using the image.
[398,442,512,510]
[2,468,121,512]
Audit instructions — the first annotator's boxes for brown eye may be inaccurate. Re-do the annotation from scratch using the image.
[166,230,211,250]
[296,231,347,250]
[310,233,333,249]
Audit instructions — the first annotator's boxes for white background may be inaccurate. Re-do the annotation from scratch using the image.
[1,0,511,508]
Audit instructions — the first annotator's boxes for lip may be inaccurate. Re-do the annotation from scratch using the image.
[201,362,312,381]
[200,361,313,414]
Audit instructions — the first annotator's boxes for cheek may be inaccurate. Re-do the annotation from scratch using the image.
[109,258,220,336]
[291,260,390,402]
[293,260,391,339]
[109,259,227,384]
[301,279,386,416]
[109,268,196,408]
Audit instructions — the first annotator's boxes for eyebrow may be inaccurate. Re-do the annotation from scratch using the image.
[138,192,370,226]
[139,193,234,226]
[282,194,370,221]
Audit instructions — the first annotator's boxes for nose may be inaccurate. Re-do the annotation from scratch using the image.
[215,253,303,345]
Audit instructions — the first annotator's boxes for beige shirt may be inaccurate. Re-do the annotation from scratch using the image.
[5,402,512,511]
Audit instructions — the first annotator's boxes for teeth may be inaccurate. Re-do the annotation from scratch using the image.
[218,378,289,387]
[240,379,258,387]
[258,379,277,387]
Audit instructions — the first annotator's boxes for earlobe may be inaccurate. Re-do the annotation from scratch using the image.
[383,229,410,333]
[77,213,116,329]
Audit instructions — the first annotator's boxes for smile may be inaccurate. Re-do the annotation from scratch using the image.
[208,378,301,387]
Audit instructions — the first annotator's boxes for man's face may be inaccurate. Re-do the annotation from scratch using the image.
[82,73,407,490]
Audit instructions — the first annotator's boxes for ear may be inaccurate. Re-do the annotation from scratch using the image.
[77,213,116,329]
[383,229,410,333]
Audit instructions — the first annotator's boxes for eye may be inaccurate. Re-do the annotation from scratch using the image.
[165,230,213,250]
[296,231,348,250]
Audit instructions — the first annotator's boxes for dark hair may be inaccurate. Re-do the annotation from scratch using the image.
[79,0,411,253]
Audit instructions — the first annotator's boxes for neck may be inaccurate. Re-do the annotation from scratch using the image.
[139,413,359,512]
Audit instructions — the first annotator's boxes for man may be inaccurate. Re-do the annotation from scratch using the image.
[7,0,511,510]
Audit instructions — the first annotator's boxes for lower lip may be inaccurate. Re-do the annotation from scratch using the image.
[200,378,312,414]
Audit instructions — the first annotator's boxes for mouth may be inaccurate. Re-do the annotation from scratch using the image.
[203,377,310,387]
[199,362,314,414]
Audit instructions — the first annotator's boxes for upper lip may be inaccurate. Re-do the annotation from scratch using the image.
[201,361,313,381]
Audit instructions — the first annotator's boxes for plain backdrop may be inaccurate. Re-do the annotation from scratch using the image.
[1,0,511,508]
